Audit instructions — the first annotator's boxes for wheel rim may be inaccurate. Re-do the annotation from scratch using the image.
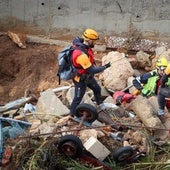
[77,109,93,120]
[117,151,132,161]
[61,141,77,157]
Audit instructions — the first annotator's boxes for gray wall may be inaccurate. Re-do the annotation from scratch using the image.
[0,0,170,39]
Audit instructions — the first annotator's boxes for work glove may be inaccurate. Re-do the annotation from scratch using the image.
[104,62,111,69]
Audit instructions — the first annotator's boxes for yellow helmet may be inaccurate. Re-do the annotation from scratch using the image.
[82,28,99,41]
[156,57,168,67]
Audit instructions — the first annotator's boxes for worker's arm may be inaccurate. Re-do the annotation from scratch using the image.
[132,72,156,90]
[161,74,168,87]
[76,54,110,74]
[87,65,106,74]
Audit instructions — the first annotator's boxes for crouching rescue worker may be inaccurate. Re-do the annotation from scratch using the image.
[132,57,170,122]
[157,63,170,121]
[132,57,168,97]
[70,28,111,116]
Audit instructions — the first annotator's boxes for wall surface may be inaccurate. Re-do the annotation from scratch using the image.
[0,0,170,39]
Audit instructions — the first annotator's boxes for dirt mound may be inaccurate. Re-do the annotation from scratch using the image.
[0,34,105,104]
[0,35,63,104]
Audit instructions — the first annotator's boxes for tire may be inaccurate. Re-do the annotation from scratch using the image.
[113,146,134,162]
[75,103,98,123]
[58,135,83,158]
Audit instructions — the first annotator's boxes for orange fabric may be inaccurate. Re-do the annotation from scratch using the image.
[76,54,92,69]
[165,63,170,75]
[72,48,95,82]
[133,89,141,95]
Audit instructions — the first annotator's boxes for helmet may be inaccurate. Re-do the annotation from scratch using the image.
[156,57,168,68]
[82,29,99,41]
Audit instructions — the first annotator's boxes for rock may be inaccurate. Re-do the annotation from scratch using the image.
[136,51,151,69]
[131,95,164,129]
[36,88,70,118]
[100,51,134,91]
[7,31,26,48]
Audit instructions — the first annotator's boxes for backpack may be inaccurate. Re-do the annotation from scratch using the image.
[57,45,86,84]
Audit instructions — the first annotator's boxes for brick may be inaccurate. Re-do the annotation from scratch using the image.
[83,136,110,161]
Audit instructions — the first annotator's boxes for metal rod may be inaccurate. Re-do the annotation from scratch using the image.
[19,121,170,139]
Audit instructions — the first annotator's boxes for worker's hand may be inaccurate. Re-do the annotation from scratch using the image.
[104,62,111,69]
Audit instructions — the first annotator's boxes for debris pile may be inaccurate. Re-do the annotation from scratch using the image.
[0,84,170,169]
[0,32,170,169]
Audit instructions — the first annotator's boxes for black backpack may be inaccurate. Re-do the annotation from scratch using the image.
[57,45,86,84]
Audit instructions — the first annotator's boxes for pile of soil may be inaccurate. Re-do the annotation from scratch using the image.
[0,34,105,104]
[0,35,66,104]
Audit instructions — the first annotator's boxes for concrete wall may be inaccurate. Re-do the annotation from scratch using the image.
[0,0,170,39]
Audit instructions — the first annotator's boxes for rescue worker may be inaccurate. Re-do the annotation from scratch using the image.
[157,63,170,120]
[132,57,168,97]
[132,57,170,122]
[70,28,111,116]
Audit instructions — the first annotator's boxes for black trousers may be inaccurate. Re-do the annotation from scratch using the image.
[70,76,103,115]
[158,87,170,110]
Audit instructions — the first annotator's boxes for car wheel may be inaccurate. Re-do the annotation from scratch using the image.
[58,135,83,158]
[114,146,134,162]
[75,103,98,123]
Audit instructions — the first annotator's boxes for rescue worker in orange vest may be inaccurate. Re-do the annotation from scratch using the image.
[157,63,170,121]
[70,28,111,116]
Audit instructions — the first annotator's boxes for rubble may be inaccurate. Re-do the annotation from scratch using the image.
[0,84,169,169]
[0,34,170,169]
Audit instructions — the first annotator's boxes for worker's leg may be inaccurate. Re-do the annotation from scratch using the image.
[87,77,103,105]
[70,80,86,115]
[157,87,170,115]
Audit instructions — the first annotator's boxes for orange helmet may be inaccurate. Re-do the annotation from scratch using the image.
[82,28,99,41]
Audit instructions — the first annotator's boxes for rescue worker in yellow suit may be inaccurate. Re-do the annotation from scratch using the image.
[157,63,170,121]
[70,29,111,116]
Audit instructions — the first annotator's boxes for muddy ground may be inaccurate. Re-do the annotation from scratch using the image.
[0,34,107,104]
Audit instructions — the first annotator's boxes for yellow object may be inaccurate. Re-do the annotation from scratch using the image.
[73,54,92,82]
[74,76,80,82]
[156,57,168,67]
[82,28,99,40]
[165,63,170,75]
[76,54,92,69]
[133,89,141,95]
